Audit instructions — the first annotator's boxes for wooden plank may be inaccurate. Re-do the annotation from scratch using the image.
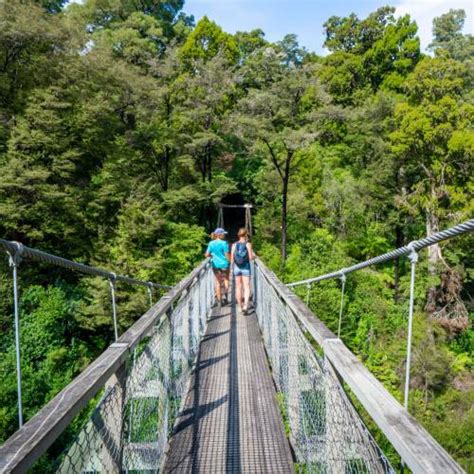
[0,345,128,474]
[255,257,463,472]
[0,259,210,474]
[120,260,210,349]
[255,258,336,346]
[323,339,464,474]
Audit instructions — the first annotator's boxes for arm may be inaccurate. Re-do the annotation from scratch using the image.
[229,243,234,265]
[205,243,211,259]
[247,242,255,261]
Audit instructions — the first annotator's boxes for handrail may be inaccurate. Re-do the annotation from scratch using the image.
[287,218,474,287]
[255,257,464,473]
[0,238,171,290]
[0,259,211,474]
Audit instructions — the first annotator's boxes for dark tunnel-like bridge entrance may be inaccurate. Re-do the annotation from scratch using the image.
[216,193,253,242]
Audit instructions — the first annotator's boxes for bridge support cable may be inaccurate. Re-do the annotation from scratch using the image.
[287,218,474,288]
[0,238,171,430]
[305,283,311,306]
[404,246,418,410]
[147,283,154,307]
[286,218,473,419]
[0,260,213,473]
[0,238,171,290]
[256,258,464,473]
[254,259,393,473]
[6,244,24,428]
[216,203,253,237]
[337,273,346,338]
[109,274,119,341]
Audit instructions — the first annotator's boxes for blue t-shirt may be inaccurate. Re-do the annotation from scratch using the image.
[207,239,230,269]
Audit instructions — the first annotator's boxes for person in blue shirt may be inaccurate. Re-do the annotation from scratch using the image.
[205,228,230,306]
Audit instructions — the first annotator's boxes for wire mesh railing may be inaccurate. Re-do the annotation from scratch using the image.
[0,260,214,473]
[285,219,474,413]
[254,261,394,473]
[253,258,464,473]
[57,263,213,473]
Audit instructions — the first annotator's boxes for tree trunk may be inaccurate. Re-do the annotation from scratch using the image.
[207,145,212,182]
[200,152,207,182]
[280,153,292,262]
[163,146,170,191]
[425,210,442,315]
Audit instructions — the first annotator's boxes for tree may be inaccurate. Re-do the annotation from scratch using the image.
[389,57,473,329]
[320,7,420,101]
[36,0,67,13]
[0,87,87,249]
[179,16,239,65]
[277,33,308,67]
[324,7,396,54]
[99,12,166,67]
[429,9,474,62]
[0,0,68,113]
[234,28,267,63]
[235,51,328,260]
[174,53,236,183]
[79,0,185,31]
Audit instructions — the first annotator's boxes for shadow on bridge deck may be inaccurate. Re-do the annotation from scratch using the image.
[162,300,294,473]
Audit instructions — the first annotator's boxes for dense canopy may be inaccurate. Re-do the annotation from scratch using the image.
[0,1,473,471]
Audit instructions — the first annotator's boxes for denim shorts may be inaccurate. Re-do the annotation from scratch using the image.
[233,264,250,277]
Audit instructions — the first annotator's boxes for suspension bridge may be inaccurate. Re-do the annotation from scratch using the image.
[0,213,472,473]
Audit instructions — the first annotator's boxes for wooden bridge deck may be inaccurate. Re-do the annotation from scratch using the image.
[162,301,294,473]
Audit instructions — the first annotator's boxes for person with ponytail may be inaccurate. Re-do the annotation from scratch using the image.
[231,228,254,314]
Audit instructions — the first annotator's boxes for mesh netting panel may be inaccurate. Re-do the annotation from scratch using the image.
[254,265,394,474]
[57,264,214,473]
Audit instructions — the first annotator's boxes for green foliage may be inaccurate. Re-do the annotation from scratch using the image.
[0,284,90,442]
[0,2,473,470]
[429,9,474,61]
[320,7,420,103]
[179,16,239,65]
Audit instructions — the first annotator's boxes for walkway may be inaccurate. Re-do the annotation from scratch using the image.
[163,301,294,473]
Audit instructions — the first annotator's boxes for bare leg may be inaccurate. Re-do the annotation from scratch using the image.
[223,270,230,298]
[242,276,250,309]
[235,275,243,309]
[214,272,222,301]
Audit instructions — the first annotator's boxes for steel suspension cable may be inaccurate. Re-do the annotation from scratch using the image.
[0,239,171,290]
[287,218,474,287]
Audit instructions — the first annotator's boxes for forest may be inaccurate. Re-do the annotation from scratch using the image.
[0,0,473,471]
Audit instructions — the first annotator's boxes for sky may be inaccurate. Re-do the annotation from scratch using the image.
[183,0,474,54]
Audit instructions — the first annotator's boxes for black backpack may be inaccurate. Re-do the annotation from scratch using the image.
[234,242,249,266]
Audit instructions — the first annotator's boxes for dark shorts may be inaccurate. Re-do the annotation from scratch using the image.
[212,267,229,276]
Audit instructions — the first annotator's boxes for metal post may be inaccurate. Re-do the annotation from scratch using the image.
[217,205,224,229]
[337,273,346,338]
[147,283,153,307]
[7,244,24,427]
[404,246,418,410]
[244,204,253,239]
[109,273,119,341]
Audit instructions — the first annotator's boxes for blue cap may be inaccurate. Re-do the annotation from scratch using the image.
[214,228,227,235]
